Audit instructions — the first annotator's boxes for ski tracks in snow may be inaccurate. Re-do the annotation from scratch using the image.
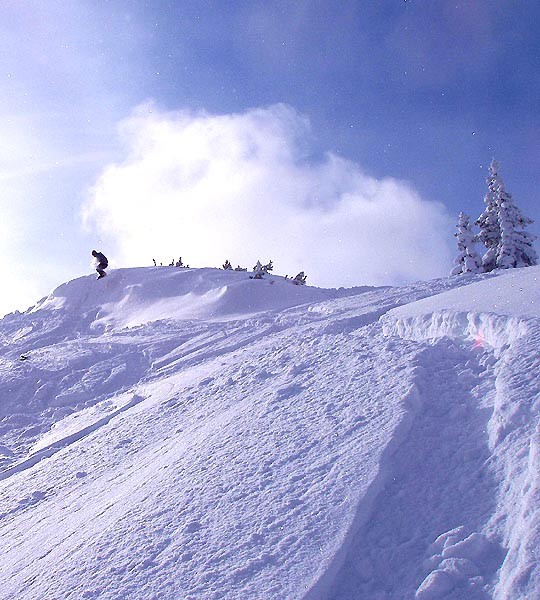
[0,394,146,483]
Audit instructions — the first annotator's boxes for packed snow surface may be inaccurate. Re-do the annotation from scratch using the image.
[0,265,539,599]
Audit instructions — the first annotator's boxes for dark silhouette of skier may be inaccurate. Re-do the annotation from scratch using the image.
[92,250,108,279]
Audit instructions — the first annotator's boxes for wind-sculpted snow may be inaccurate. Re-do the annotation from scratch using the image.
[0,265,539,599]
[382,266,540,347]
[30,267,357,328]
[379,265,540,599]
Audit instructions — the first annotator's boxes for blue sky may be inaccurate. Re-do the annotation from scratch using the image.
[1,1,539,315]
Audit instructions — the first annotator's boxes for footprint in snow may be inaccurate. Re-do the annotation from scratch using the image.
[255,369,273,380]
[183,520,202,533]
[274,384,305,401]
[114,438,133,448]
[17,490,46,508]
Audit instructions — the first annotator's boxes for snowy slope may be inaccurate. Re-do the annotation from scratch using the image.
[380,267,540,600]
[0,265,538,599]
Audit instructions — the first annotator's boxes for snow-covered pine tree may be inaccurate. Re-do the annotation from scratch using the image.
[450,212,482,275]
[223,260,232,270]
[476,160,504,271]
[496,184,537,268]
[262,260,273,274]
[252,260,265,279]
[477,160,537,270]
[292,271,307,285]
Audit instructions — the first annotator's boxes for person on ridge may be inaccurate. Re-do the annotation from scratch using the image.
[92,250,108,279]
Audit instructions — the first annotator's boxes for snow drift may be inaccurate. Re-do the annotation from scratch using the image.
[0,265,539,599]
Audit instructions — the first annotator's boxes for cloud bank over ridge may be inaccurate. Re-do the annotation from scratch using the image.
[83,103,453,287]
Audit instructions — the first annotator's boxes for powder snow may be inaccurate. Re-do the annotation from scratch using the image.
[0,265,539,599]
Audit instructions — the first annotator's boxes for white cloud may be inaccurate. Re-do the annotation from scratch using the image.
[83,103,454,287]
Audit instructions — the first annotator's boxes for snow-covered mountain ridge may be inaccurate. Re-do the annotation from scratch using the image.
[0,265,539,599]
